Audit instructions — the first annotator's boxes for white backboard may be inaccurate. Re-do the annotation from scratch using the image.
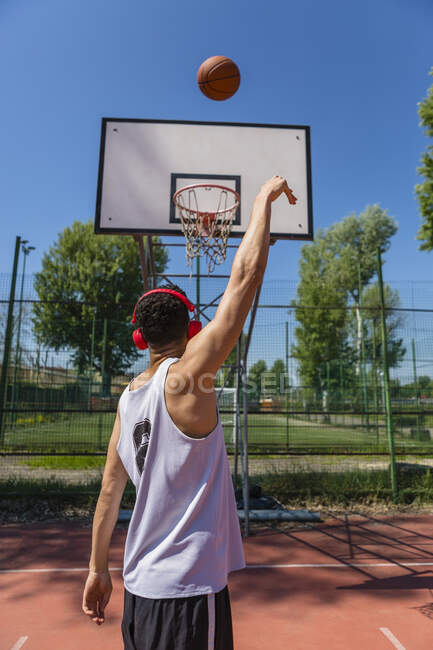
[95,119,313,240]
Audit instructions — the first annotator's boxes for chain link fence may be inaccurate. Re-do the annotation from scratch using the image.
[1,272,433,498]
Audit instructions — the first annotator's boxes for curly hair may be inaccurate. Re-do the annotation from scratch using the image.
[134,284,190,348]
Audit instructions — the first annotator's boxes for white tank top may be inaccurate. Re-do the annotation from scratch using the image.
[117,357,245,598]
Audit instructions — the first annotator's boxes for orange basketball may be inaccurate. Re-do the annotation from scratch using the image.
[197,55,241,101]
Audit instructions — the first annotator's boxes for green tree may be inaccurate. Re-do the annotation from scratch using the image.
[270,359,286,395]
[215,333,246,388]
[292,206,397,394]
[416,68,433,251]
[325,205,397,373]
[418,375,433,395]
[32,221,168,394]
[402,375,433,402]
[247,360,267,402]
[291,237,352,393]
[360,282,406,370]
[0,302,33,367]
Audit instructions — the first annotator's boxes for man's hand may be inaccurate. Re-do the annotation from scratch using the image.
[83,409,127,625]
[82,570,112,625]
[259,175,297,205]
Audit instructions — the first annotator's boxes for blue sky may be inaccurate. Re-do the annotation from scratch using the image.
[0,0,432,290]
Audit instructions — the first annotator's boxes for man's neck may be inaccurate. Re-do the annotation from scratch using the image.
[148,341,186,370]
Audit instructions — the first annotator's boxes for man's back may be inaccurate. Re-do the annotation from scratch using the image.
[83,176,294,649]
[117,357,245,599]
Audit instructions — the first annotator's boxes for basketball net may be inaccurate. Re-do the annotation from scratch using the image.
[173,184,240,274]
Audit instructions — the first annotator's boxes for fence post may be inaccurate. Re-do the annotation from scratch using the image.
[101,318,108,397]
[339,360,344,425]
[358,261,370,431]
[372,324,380,445]
[241,283,262,538]
[134,235,149,290]
[0,236,21,444]
[234,336,242,491]
[88,312,96,411]
[411,339,421,431]
[376,247,398,501]
[285,321,289,449]
[196,255,200,312]
[10,247,28,425]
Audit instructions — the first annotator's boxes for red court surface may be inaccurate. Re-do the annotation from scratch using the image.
[2,513,433,649]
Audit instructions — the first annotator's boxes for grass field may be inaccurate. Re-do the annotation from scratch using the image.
[2,410,433,505]
[1,410,433,454]
[3,457,433,506]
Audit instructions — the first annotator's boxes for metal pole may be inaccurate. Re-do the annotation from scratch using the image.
[363,324,370,431]
[0,236,22,443]
[98,317,108,451]
[10,248,27,423]
[412,338,421,431]
[234,336,241,491]
[101,318,108,397]
[361,319,370,430]
[372,323,379,444]
[196,255,200,313]
[241,362,249,538]
[358,261,369,430]
[377,247,398,501]
[241,282,263,538]
[10,245,34,421]
[147,236,156,289]
[134,235,148,290]
[88,312,96,411]
[326,361,330,418]
[50,356,53,410]
[243,284,262,362]
[36,347,40,385]
[285,321,289,449]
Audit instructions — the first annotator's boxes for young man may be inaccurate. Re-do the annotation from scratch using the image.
[82,176,294,649]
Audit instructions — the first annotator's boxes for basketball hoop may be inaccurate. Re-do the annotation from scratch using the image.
[173,184,240,273]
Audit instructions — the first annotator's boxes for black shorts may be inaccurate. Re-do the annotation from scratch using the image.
[121,585,234,650]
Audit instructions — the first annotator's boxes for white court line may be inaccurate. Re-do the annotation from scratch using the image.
[0,567,123,574]
[247,561,433,569]
[10,637,28,650]
[380,627,406,650]
[2,561,433,574]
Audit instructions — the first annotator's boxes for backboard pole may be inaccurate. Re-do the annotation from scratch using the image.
[147,236,156,289]
[241,281,263,538]
[234,336,242,492]
[196,255,200,315]
[134,235,148,291]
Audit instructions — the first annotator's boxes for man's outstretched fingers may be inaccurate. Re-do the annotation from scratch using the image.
[284,185,298,205]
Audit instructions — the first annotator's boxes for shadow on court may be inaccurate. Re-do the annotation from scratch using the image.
[2,514,433,649]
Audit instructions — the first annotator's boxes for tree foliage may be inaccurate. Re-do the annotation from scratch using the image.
[32,221,168,389]
[0,303,33,359]
[247,360,267,401]
[358,282,406,369]
[291,241,349,391]
[216,333,247,388]
[292,206,399,392]
[325,205,397,300]
[416,67,433,251]
[270,358,286,394]
[418,376,433,396]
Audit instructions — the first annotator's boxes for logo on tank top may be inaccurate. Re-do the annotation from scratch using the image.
[132,419,152,475]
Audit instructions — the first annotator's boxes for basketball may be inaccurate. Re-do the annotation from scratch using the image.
[197,55,241,101]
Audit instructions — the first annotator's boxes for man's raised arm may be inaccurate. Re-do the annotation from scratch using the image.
[179,176,296,379]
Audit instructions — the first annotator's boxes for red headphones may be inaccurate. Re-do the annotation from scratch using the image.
[131,288,202,350]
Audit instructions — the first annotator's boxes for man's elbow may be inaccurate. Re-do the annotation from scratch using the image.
[235,259,265,288]
[100,474,126,501]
